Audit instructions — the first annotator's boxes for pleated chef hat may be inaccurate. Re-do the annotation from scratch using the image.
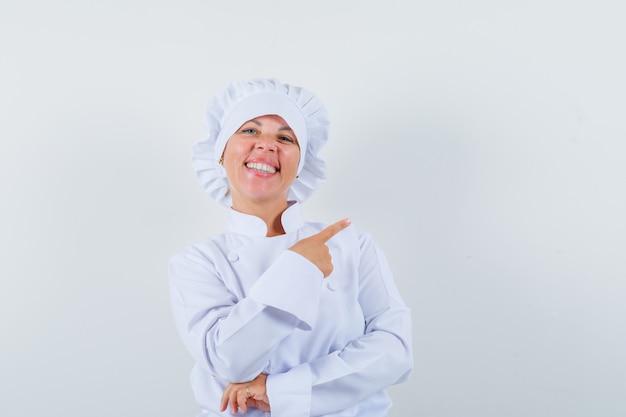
[192,78,330,207]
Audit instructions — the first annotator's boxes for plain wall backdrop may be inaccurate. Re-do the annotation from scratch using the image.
[1,1,625,416]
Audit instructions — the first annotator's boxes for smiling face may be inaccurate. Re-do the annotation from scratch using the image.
[222,114,301,210]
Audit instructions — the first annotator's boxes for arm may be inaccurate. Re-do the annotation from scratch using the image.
[168,244,325,382]
[266,232,413,417]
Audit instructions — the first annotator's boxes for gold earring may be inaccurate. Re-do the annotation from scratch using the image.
[219,157,224,165]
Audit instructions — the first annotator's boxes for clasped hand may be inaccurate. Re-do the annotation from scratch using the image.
[220,373,269,414]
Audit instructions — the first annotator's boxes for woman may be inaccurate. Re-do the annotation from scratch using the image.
[169,78,413,417]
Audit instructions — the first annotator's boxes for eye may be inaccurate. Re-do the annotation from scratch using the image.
[241,127,257,134]
[279,135,295,144]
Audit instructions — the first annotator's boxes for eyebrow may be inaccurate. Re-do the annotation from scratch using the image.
[248,118,294,132]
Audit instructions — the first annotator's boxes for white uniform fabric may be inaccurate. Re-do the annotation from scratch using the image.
[169,203,413,417]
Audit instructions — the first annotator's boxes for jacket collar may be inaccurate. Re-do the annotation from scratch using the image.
[227,201,304,237]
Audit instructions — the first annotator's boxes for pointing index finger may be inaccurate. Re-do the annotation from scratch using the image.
[315,218,352,242]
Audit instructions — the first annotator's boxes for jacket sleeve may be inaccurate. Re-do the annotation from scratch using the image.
[168,244,325,382]
[266,232,414,417]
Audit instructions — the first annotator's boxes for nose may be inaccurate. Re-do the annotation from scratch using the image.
[255,134,276,151]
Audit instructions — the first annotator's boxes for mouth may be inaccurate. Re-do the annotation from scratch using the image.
[245,162,277,174]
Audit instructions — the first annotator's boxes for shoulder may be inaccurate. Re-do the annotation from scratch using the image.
[169,233,229,267]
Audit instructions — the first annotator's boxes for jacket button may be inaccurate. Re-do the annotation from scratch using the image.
[227,252,239,262]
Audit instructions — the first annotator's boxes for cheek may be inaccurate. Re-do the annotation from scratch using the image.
[223,140,247,161]
[289,147,302,170]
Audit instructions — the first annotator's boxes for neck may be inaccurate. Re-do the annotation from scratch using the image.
[231,199,289,237]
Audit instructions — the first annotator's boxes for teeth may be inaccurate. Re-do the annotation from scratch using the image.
[246,162,277,173]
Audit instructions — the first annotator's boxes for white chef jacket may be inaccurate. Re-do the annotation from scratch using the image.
[169,202,413,417]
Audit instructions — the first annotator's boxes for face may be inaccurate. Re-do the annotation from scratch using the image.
[222,114,301,209]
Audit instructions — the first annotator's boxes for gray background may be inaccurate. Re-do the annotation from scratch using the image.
[2,1,625,416]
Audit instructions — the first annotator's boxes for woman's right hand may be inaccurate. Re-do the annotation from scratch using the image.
[289,218,351,278]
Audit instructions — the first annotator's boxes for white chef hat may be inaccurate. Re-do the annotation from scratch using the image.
[192,78,330,207]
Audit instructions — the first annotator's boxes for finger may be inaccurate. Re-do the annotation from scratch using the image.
[238,390,248,414]
[247,398,270,412]
[220,386,231,412]
[314,218,351,243]
[229,390,240,414]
